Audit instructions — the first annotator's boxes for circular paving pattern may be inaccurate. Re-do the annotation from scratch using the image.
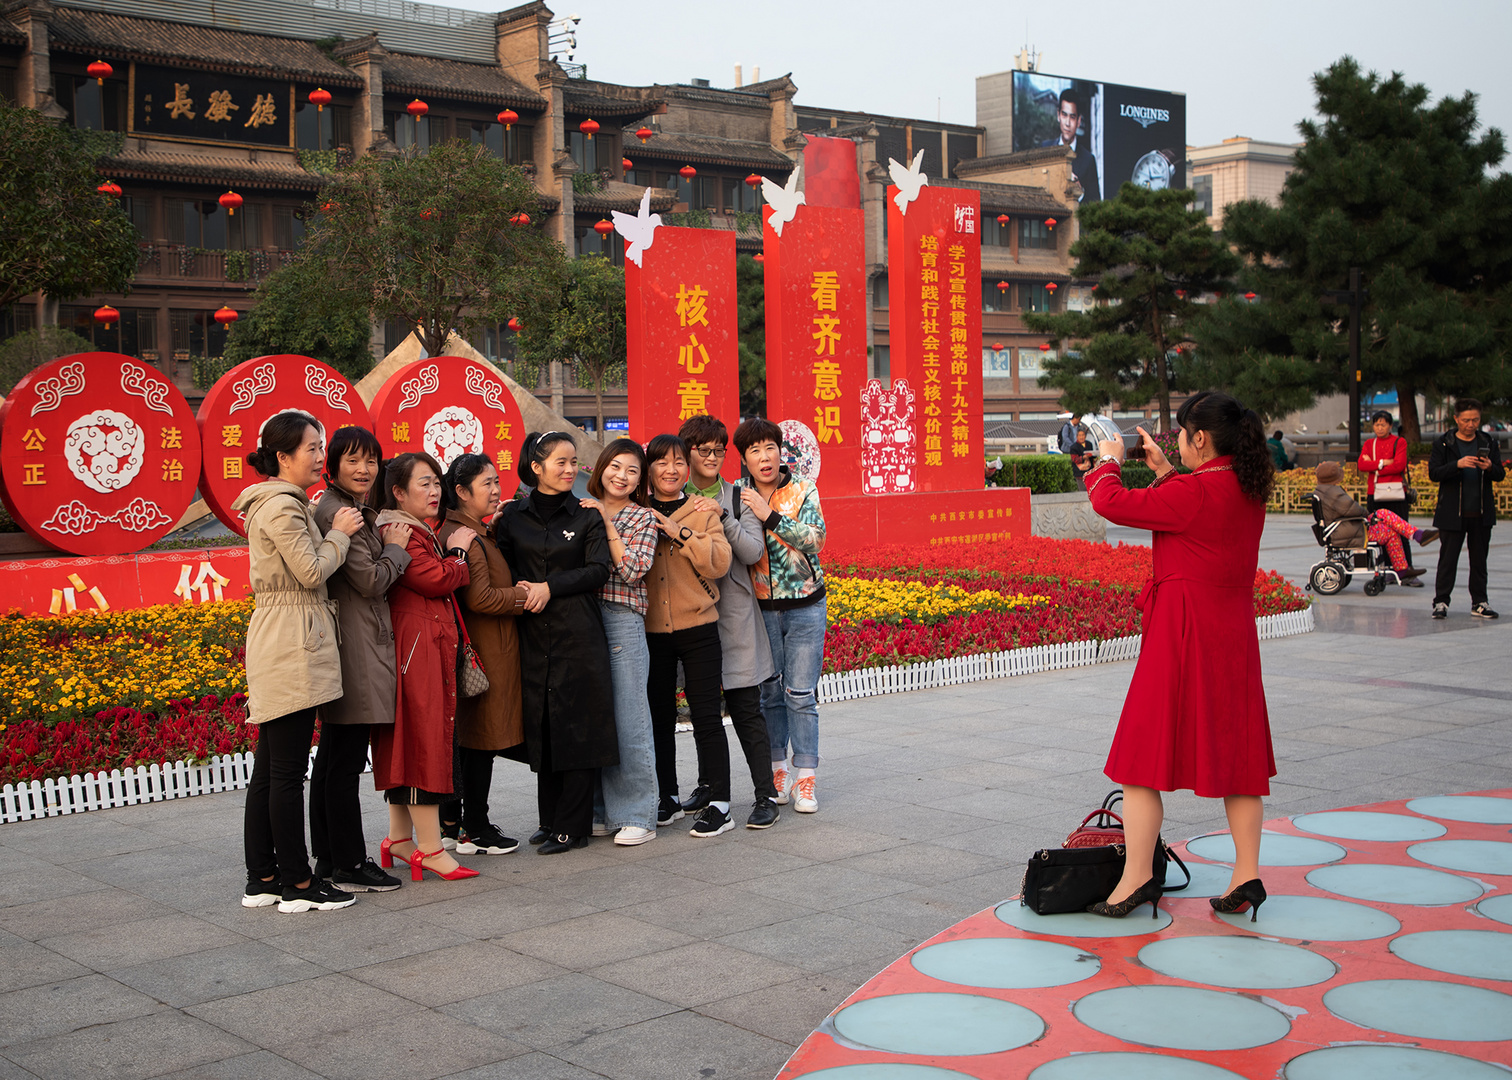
[1306,862,1484,905]
[830,992,1045,1056]
[1166,859,1233,899]
[1212,893,1401,940]
[1406,795,1512,823]
[1477,893,1512,927]
[1030,1051,1248,1079]
[797,1068,978,1080]
[1407,838,1512,876]
[1074,985,1291,1050]
[1284,1044,1512,1079]
[1389,929,1512,981]
[996,900,1172,937]
[1186,830,1346,866]
[910,937,1100,989]
[1292,810,1447,841]
[1323,978,1512,1041]
[1138,935,1337,989]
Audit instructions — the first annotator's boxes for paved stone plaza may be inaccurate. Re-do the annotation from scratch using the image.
[1,514,1508,1080]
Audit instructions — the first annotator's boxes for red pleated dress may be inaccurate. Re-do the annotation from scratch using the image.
[1086,455,1276,797]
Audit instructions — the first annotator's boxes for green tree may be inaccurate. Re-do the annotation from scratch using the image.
[301,141,567,359]
[223,256,374,380]
[0,325,94,395]
[1189,57,1512,439]
[0,105,139,309]
[1024,183,1238,430]
[516,254,625,434]
[736,253,766,417]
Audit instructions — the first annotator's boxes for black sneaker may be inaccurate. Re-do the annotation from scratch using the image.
[657,795,685,827]
[331,858,402,893]
[456,824,519,855]
[1472,603,1499,619]
[746,798,780,830]
[440,820,461,851]
[242,878,281,909]
[689,804,734,838]
[278,879,356,913]
[680,784,712,813]
[1432,602,1449,619]
[312,858,332,882]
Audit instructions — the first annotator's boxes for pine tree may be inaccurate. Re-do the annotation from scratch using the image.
[1024,184,1237,431]
[1188,57,1512,440]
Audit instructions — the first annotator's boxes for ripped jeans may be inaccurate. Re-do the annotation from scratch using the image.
[760,597,827,770]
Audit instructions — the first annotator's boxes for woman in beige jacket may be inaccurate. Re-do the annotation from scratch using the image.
[232,411,363,914]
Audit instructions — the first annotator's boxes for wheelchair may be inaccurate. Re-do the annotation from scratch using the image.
[1305,493,1405,597]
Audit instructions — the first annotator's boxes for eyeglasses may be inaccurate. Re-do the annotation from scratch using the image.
[691,445,727,458]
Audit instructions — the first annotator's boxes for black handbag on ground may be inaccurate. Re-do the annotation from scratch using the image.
[1018,789,1191,916]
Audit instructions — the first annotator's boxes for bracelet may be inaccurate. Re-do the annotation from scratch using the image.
[1095,455,1121,468]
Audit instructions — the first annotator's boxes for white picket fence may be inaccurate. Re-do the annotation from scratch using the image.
[1,606,1314,824]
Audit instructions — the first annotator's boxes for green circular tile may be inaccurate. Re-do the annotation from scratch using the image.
[1307,863,1484,906]
[1293,810,1446,841]
[910,937,1100,989]
[1408,839,1512,876]
[1187,831,1346,866]
[1211,894,1399,941]
[1477,894,1512,927]
[794,1067,978,1080]
[1138,935,1336,989]
[1074,985,1290,1050]
[1324,979,1512,1041]
[1031,1051,1248,1079]
[831,992,1044,1056]
[1406,796,1512,824]
[1390,930,1512,981]
[997,899,1172,937]
[1167,859,1235,899]
[1285,1044,1512,1079]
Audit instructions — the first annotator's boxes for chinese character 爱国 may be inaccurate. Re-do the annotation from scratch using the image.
[168,83,196,120]
[677,378,711,420]
[204,90,240,123]
[243,93,277,129]
[676,284,709,328]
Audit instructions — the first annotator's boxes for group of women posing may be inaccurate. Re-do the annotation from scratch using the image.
[240,411,822,912]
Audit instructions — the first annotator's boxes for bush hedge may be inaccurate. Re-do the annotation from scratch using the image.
[987,455,1164,494]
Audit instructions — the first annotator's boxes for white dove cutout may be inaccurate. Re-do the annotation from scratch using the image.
[611,187,661,267]
[760,165,804,238]
[888,149,929,215]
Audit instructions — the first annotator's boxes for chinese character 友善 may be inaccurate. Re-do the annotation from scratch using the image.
[677,378,711,420]
[168,83,196,120]
[204,90,240,123]
[676,284,709,328]
[243,93,277,129]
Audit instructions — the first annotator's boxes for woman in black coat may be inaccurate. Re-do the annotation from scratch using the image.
[494,431,616,854]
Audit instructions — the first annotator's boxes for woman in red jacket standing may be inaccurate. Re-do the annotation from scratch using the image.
[1359,410,1417,579]
[372,452,479,883]
[1083,391,1276,920]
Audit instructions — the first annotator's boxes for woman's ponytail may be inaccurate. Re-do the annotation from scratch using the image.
[1175,391,1274,503]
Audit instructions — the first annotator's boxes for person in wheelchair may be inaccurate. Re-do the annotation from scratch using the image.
[1313,461,1437,583]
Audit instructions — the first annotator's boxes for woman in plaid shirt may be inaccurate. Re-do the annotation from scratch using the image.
[581,438,661,846]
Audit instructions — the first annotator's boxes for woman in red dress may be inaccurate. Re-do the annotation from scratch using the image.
[1083,391,1276,920]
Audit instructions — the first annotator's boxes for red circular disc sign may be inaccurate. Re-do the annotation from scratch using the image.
[196,354,372,535]
[369,356,526,499]
[0,352,202,556]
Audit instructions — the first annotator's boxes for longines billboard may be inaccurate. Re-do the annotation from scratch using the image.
[1011,71,1186,204]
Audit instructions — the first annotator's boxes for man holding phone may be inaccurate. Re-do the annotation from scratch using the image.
[1428,398,1504,619]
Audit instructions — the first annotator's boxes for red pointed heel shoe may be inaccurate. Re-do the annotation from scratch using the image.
[379,836,415,869]
[411,848,480,882]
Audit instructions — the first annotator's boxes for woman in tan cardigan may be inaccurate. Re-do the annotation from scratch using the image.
[641,434,733,837]
[438,453,530,856]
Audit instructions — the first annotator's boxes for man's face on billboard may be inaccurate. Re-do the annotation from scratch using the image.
[1057,99,1080,144]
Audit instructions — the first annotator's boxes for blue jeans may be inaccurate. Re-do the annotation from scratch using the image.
[596,601,657,831]
[759,597,827,770]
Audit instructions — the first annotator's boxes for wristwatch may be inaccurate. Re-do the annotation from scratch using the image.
[446,546,467,560]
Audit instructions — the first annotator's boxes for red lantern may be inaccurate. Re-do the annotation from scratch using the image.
[213,306,239,326]
[87,60,112,85]
[636,126,654,143]
[996,281,1009,292]
[1039,341,1051,352]
[320,200,337,214]
[507,317,520,332]
[745,173,762,188]
[308,87,331,112]
[753,253,765,263]
[93,305,120,329]
[1045,217,1057,229]
[407,98,428,118]
[498,108,518,130]
[1045,281,1058,293]
[509,212,531,227]
[997,214,1010,226]
[579,118,600,140]
[218,190,243,216]
[593,218,614,238]
[420,208,434,220]
[96,180,122,197]
[679,165,697,180]
[622,157,633,171]
[1174,289,1187,299]
[1244,291,1258,301]
[991,342,1004,352]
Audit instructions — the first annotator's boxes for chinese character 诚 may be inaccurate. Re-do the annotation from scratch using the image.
[676,284,709,328]
[168,83,196,120]
[810,271,839,311]
[222,457,242,479]
[162,459,184,482]
[812,359,842,401]
[678,333,710,374]
[391,422,411,442]
[677,378,710,420]
[243,93,277,129]
[814,405,843,444]
[21,428,45,451]
[160,427,183,450]
[221,424,242,446]
[204,90,240,123]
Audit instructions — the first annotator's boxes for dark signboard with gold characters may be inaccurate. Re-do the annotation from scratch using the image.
[131,65,292,147]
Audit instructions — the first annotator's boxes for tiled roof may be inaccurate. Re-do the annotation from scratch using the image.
[46,6,360,86]
[623,129,793,170]
[573,182,676,215]
[954,146,1071,175]
[381,52,543,110]
[0,21,26,46]
[932,176,1067,216]
[101,147,324,191]
[564,86,663,118]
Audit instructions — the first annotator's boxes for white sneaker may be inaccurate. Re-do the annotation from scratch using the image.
[613,826,656,846]
[772,767,791,805]
[792,775,818,813]
[591,823,613,837]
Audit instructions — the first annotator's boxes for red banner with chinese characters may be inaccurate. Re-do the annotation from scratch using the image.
[887,186,984,492]
[0,548,251,616]
[0,353,201,556]
[822,487,1030,550]
[762,203,866,496]
[196,355,372,535]
[625,226,739,476]
[368,357,527,499]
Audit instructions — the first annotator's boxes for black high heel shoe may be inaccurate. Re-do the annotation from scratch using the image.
[1087,878,1162,919]
[1209,879,1266,922]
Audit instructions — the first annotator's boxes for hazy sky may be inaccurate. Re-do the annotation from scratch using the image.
[444,0,1511,152]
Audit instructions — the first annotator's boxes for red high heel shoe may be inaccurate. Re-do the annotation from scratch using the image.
[379,836,416,869]
[411,848,480,882]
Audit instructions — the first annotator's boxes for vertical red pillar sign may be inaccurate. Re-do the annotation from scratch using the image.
[887,186,984,492]
[624,225,739,477]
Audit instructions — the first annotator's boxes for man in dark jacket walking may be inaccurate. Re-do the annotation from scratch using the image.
[1429,398,1505,619]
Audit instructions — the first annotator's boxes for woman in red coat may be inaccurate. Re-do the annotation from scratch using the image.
[371,452,480,883]
[1084,391,1276,921]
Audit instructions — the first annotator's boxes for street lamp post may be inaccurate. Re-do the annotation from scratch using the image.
[1322,267,1368,457]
